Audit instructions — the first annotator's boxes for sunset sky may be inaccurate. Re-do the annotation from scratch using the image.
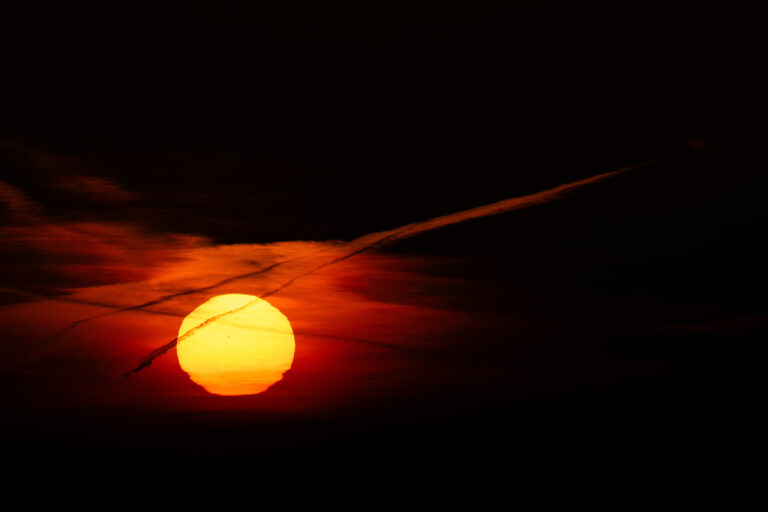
[1,2,766,507]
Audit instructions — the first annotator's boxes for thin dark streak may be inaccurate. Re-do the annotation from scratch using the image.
[123,339,180,377]
[116,261,285,312]
[124,296,267,377]
[126,161,656,376]
[124,329,438,378]
[0,287,137,310]
[300,332,441,354]
[0,287,187,321]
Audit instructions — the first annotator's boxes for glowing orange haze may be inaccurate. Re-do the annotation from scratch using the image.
[0,163,644,409]
[176,294,295,396]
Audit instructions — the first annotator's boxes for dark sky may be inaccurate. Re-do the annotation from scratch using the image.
[1,1,764,244]
[2,2,763,161]
[1,2,767,507]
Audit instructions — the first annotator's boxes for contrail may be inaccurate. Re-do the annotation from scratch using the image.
[125,161,656,376]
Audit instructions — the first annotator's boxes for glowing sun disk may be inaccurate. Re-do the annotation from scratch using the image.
[176,294,295,396]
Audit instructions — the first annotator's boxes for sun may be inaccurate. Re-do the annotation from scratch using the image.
[176,294,295,396]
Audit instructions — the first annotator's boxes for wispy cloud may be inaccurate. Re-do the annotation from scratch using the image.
[0,138,134,203]
[1,141,209,291]
[51,175,135,202]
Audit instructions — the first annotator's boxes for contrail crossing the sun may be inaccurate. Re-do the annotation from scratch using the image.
[125,160,656,376]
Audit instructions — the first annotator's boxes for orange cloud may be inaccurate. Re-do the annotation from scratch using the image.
[0,221,208,288]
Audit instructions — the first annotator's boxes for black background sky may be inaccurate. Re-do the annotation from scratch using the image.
[2,2,767,507]
[1,1,764,243]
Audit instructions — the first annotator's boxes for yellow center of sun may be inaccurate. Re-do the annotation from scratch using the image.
[176,294,295,396]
